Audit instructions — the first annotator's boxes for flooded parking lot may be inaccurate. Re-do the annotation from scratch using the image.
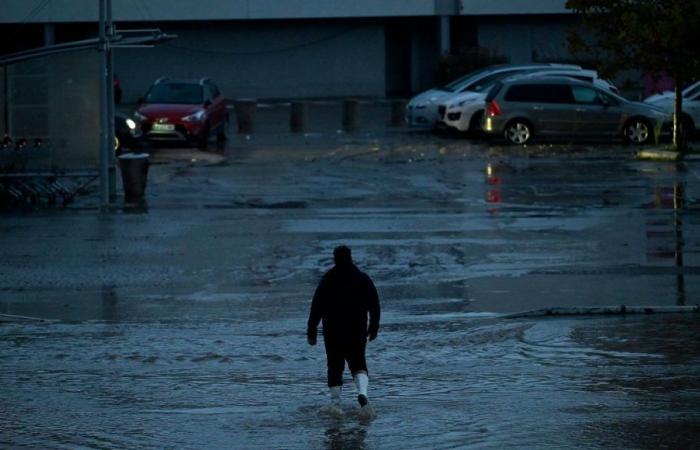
[2,313,699,449]
[2,127,700,448]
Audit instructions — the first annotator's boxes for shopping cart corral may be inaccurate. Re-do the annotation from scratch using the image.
[0,141,99,208]
[0,171,99,208]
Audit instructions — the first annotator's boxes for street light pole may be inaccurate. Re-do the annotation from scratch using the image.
[106,0,116,201]
[98,0,115,208]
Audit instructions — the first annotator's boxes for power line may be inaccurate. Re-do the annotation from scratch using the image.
[138,0,156,22]
[129,0,151,23]
[128,0,155,23]
[20,0,51,24]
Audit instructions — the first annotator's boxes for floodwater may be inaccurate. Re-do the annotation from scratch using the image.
[2,131,700,448]
[2,313,699,449]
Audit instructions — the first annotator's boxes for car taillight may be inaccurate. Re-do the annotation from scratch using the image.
[486,100,502,117]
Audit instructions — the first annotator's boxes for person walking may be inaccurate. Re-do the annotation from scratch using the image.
[307,246,381,409]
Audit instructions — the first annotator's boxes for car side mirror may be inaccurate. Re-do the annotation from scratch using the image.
[204,99,212,108]
[137,97,144,106]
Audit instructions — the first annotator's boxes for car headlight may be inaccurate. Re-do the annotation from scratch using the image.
[125,118,137,130]
[133,111,147,121]
[182,110,205,122]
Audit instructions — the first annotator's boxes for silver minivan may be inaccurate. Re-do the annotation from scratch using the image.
[405,63,581,128]
[482,77,670,145]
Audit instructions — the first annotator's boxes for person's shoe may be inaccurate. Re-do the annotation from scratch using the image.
[357,394,368,407]
[330,386,342,407]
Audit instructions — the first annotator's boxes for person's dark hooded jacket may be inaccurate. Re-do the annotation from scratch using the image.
[307,262,380,345]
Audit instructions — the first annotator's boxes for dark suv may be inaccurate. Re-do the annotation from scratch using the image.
[482,77,670,145]
[134,78,228,148]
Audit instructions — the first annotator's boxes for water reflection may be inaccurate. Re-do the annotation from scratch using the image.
[485,162,502,214]
[122,199,149,214]
[644,182,687,305]
[673,183,685,305]
[324,424,368,450]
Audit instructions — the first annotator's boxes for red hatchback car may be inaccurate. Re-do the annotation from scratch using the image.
[134,78,228,148]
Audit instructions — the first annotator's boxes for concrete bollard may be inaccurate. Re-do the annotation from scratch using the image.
[342,99,359,132]
[234,99,257,134]
[390,99,407,127]
[118,152,150,203]
[290,101,309,133]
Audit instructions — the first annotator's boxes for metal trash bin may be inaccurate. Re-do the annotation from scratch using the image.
[118,152,150,202]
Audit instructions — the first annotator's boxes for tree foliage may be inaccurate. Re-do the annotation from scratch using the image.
[567,0,700,148]
[567,0,700,80]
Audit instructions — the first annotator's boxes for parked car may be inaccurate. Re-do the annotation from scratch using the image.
[482,77,669,145]
[133,78,228,148]
[115,111,142,154]
[644,81,700,135]
[405,63,582,128]
[436,69,618,133]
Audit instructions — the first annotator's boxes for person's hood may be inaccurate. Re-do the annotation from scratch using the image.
[331,262,361,278]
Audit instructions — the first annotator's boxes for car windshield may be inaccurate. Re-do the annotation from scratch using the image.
[441,67,495,92]
[466,71,527,93]
[145,83,203,104]
[466,68,563,93]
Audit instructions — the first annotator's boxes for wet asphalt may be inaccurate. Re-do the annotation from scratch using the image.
[1,104,700,449]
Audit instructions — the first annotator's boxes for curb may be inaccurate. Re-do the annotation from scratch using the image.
[636,148,700,161]
[149,149,227,166]
[636,149,683,161]
[0,313,53,323]
[504,304,700,319]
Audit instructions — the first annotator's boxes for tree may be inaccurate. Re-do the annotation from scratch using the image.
[566,0,700,150]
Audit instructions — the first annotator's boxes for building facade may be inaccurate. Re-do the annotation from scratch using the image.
[0,0,574,101]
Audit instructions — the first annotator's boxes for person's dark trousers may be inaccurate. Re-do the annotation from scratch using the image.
[325,340,368,387]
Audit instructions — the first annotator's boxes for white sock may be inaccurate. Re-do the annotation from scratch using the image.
[329,386,342,405]
[353,372,369,398]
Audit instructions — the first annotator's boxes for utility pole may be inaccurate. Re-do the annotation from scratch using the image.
[106,0,117,201]
[98,0,115,208]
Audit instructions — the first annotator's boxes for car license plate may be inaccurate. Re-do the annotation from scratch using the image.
[153,123,174,131]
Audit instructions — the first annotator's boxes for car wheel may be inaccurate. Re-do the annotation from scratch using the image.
[504,120,533,145]
[216,114,229,143]
[197,123,210,150]
[623,118,652,144]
